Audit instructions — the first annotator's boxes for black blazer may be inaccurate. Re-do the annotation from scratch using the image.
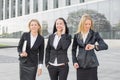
[72,30,108,68]
[17,32,44,67]
[45,34,71,66]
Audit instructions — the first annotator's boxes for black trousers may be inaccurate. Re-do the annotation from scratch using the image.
[77,67,98,80]
[47,64,69,80]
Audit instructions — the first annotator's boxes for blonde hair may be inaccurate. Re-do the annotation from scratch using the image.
[28,19,42,35]
[77,14,94,33]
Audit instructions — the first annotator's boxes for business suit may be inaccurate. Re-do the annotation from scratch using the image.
[17,32,44,80]
[72,30,108,80]
[45,33,71,80]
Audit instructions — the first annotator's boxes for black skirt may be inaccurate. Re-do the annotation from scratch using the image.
[77,67,98,80]
[20,63,37,80]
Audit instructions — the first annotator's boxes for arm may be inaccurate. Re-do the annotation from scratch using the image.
[45,36,51,67]
[60,34,71,50]
[72,34,78,64]
[17,33,26,55]
[38,37,44,64]
[95,32,108,51]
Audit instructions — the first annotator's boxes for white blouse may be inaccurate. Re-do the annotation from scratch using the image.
[49,33,65,66]
[81,31,89,43]
[30,33,42,69]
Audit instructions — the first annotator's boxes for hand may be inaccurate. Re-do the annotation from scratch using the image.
[20,52,28,57]
[74,63,79,69]
[37,68,42,76]
[85,44,95,50]
[46,65,49,68]
[62,26,65,34]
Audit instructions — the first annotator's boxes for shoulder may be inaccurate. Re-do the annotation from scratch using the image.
[48,33,54,38]
[89,30,99,36]
[21,32,29,38]
[73,33,80,38]
[38,34,44,40]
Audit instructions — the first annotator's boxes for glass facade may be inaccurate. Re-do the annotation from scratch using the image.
[43,0,48,11]
[54,0,58,8]
[66,0,71,6]
[0,0,120,39]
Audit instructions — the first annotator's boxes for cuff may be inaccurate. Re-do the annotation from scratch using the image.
[38,64,42,69]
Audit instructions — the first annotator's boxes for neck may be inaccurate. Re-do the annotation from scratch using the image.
[82,30,89,34]
[56,31,62,36]
[31,32,38,37]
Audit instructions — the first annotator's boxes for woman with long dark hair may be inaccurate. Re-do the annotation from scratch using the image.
[45,17,71,80]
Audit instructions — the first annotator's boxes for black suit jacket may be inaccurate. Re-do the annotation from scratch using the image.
[17,32,44,67]
[45,34,71,66]
[72,30,108,68]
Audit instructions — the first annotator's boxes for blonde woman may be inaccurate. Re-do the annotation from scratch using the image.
[17,19,44,80]
[72,14,108,80]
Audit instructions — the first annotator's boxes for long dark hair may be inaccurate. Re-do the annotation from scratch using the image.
[53,17,69,34]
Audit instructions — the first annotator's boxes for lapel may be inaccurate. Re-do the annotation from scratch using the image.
[56,38,62,50]
[84,30,92,44]
[50,34,56,49]
[50,34,62,50]
[77,32,84,46]
[26,32,31,49]
[27,32,41,49]
[31,35,39,49]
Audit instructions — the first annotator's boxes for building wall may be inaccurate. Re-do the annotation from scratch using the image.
[0,0,94,20]
[0,0,120,39]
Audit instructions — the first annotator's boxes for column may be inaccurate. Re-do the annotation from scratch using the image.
[38,0,43,12]
[15,0,20,17]
[71,0,80,5]
[48,0,54,10]
[3,0,7,19]
[58,0,66,8]
[9,0,14,18]
[30,0,34,13]
[0,0,3,20]
[22,0,27,15]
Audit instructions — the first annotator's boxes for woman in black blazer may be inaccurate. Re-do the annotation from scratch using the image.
[45,18,71,80]
[17,19,44,80]
[72,14,108,80]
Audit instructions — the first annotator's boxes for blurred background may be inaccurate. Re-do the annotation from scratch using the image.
[0,0,120,43]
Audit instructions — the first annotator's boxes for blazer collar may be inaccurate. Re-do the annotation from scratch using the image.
[50,34,55,49]
[77,30,93,45]
[84,30,93,44]
[50,33,62,50]
[27,32,40,49]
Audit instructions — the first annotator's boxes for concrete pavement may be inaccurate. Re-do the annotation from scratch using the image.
[0,40,120,80]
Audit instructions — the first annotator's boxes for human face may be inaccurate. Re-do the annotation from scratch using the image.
[56,19,65,32]
[29,21,40,33]
[83,19,91,32]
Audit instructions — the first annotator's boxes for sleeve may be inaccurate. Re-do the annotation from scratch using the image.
[45,36,51,66]
[95,32,108,51]
[60,34,72,50]
[72,34,78,64]
[38,37,44,64]
[17,33,26,55]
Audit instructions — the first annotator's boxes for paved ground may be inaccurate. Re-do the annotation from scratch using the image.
[0,40,120,80]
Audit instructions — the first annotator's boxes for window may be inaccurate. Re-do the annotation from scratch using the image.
[66,0,71,6]
[34,0,38,12]
[43,0,48,11]
[80,0,84,3]
[54,0,58,8]
[27,0,30,14]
